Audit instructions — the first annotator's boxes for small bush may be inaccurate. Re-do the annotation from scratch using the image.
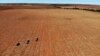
[26,40,30,44]
[35,38,38,42]
[64,8,71,9]
[53,6,61,8]
[82,9,88,10]
[85,9,100,12]
[95,10,100,12]
[16,43,20,46]
[87,9,95,11]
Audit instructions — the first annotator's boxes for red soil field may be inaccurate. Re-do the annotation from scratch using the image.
[0,9,100,56]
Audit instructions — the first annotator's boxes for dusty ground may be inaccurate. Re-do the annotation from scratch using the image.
[0,9,100,56]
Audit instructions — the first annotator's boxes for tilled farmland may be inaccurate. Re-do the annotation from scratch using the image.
[0,9,100,56]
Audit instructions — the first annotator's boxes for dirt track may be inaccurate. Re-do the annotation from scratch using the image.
[0,9,100,56]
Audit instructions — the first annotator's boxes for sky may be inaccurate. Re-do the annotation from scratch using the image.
[0,0,100,5]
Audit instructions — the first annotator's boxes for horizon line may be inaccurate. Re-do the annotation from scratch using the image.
[0,3,100,5]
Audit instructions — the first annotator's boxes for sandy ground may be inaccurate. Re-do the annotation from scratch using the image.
[0,9,100,56]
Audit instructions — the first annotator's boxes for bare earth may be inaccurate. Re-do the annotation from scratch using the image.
[0,9,100,56]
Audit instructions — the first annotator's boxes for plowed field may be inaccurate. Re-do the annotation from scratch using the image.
[0,9,100,56]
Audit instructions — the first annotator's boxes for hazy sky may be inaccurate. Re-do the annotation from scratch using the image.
[0,0,100,5]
